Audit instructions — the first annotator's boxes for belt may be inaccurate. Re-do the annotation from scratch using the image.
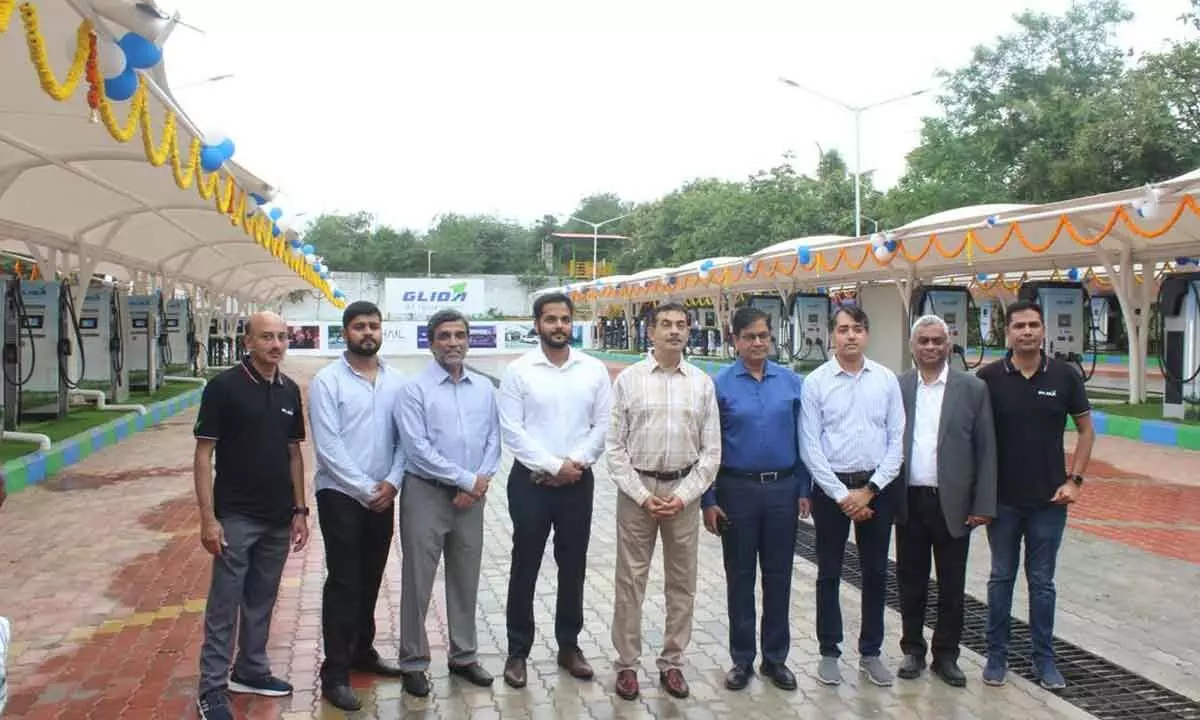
[908,485,938,494]
[721,467,793,483]
[635,464,695,481]
[835,470,872,489]
[411,474,460,493]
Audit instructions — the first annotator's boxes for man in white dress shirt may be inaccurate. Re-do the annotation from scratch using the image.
[799,304,905,688]
[308,301,407,712]
[498,292,613,689]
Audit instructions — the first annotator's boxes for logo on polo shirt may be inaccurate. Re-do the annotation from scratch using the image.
[281,408,294,416]
[1037,389,1057,397]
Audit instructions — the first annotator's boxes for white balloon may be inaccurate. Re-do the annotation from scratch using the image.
[275,220,292,236]
[874,245,891,262]
[99,38,128,79]
[204,129,229,147]
[290,245,303,256]
[869,233,884,248]
[304,253,316,265]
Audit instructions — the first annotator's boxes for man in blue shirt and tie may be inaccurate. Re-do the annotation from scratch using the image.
[702,306,812,692]
[395,309,501,698]
[308,301,407,712]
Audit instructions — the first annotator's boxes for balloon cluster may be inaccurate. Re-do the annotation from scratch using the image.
[869,232,898,262]
[1066,267,1080,281]
[88,31,161,102]
[240,194,341,298]
[699,259,715,275]
[796,246,813,265]
[200,131,236,173]
[1130,186,1163,219]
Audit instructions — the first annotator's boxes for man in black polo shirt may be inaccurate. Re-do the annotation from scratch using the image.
[192,310,311,720]
[976,299,1095,691]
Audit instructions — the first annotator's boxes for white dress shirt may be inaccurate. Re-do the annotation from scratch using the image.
[498,346,613,475]
[799,355,906,502]
[909,363,948,488]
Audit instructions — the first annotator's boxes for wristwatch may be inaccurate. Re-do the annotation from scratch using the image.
[867,481,883,495]
[1069,474,1084,487]
[292,505,310,516]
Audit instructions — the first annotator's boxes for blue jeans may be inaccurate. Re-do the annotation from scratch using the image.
[985,503,1067,665]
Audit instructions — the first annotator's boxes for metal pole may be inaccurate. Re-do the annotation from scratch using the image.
[426,250,433,278]
[592,225,599,280]
[853,109,862,239]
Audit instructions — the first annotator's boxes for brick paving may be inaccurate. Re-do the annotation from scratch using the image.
[0,354,1192,718]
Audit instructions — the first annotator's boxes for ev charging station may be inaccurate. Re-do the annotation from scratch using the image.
[127,292,166,391]
[909,285,984,369]
[164,297,195,375]
[1157,271,1200,420]
[234,318,247,362]
[790,292,830,364]
[746,295,787,360]
[79,285,130,402]
[1017,280,1095,379]
[1,277,31,430]
[17,280,83,420]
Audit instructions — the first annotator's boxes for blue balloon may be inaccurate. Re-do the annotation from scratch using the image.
[271,223,280,238]
[289,237,302,249]
[797,247,812,264]
[744,261,755,273]
[333,289,345,299]
[104,67,138,101]
[313,263,323,273]
[118,33,162,69]
[302,243,314,255]
[1067,268,1079,281]
[976,272,987,281]
[700,260,714,272]
[216,138,236,160]
[200,145,225,173]
[885,239,898,252]
[250,192,266,206]
[269,208,283,221]
[817,287,828,295]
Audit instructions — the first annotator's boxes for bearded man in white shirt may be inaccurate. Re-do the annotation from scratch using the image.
[498,292,613,689]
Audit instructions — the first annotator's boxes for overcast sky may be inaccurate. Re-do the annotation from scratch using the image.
[160,0,1190,232]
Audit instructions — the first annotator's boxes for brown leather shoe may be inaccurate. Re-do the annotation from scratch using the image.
[615,669,639,700]
[557,647,595,680]
[659,668,689,698]
[503,657,527,688]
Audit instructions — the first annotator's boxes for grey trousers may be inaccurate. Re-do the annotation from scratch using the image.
[197,513,291,696]
[398,474,485,671]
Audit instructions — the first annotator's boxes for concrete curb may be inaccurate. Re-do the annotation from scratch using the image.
[585,350,1200,450]
[1,386,206,495]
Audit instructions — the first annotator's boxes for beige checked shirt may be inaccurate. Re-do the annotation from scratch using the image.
[605,353,722,506]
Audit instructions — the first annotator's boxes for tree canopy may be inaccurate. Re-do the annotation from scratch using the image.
[302,0,1199,284]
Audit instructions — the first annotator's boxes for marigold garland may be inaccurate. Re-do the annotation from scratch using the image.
[1,1,341,306]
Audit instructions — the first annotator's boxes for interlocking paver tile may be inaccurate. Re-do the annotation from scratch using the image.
[0,355,1178,718]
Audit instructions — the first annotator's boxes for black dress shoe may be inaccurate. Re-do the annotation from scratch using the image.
[932,658,967,687]
[402,671,431,697]
[353,657,405,678]
[503,657,527,689]
[322,683,362,712]
[898,654,925,680]
[724,665,752,691]
[760,662,797,691]
[449,662,494,687]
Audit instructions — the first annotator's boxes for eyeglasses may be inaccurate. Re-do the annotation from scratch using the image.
[738,332,771,343]
[915,336,947,346]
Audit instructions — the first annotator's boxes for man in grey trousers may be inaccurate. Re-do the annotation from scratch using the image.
[395,309,500,697]
[895,314,997,687]
[193,311,311,720]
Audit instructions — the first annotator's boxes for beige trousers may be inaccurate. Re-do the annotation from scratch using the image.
[611,477,701,672]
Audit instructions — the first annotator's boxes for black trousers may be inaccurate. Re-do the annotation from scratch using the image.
[505,462,594,659]
[317,488,395,685]
[896,487,970,662]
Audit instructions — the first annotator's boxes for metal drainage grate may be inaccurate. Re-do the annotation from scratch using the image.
[794,522,1200,720]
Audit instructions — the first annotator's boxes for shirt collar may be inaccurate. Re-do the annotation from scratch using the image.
[241,355,283,386]
[920,362,950,387]
[734,357,776,378]
[1002,349,1049,375]
[833,356,871,377]
[531,345,579,369]
[648,350,687,375]
[339,352,387,378]
[426,358,472,385]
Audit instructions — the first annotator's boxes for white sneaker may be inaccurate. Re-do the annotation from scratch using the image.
[859,656,895,686]
[817,656,843,685]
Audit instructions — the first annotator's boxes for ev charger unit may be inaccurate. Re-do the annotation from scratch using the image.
[127,292,166,391]
[164,297,195,374]
[79,285,130,402]
[790,293,830,362]
[18,279,83,420]
[909,285,984,369]
[1157,271,1200,420]
[1017,280,1095,379]
[1,277,31,430]
[747,295,787,360]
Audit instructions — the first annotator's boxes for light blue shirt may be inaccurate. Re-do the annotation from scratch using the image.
[396,359,501,492]
[799,356,905,502]
[308,355,407,506]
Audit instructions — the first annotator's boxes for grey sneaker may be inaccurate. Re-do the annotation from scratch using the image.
[859,656,895,687]
[817,656,843,686]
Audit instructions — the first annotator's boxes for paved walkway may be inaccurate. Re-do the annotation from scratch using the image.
[0,354,1191,718]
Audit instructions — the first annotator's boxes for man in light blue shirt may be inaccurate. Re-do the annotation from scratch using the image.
[395,308,501,698]
[308,301,406,712]
[799,304,905,688]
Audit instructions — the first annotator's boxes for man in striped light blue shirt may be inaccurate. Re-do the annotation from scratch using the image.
[395,308,501,698]
[308,301,407,712]
[799,304,905,688]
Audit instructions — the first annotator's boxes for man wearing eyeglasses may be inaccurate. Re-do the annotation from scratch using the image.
[702,306,812,692]
[895,315,996,687]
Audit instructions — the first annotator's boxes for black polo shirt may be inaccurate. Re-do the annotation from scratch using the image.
[193,357,305,526]
[976,351,1089,508]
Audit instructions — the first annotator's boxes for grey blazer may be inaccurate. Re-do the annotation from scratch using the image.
[898,367,998,539]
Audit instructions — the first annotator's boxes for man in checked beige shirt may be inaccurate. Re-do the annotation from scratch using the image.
[606,301,722,702]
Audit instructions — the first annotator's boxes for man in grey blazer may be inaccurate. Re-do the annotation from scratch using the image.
[895,314,997,687]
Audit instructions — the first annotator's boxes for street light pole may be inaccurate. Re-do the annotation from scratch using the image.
[778,78,929,238]
[426,250,434,278]
[569,212,634,280]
